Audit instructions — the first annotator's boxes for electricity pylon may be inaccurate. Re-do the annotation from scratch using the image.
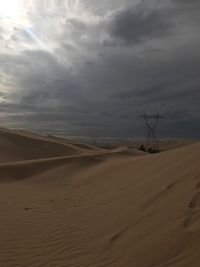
[139,114,164,151]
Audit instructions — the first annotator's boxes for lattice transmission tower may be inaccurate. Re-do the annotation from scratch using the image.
[139,114,164,151]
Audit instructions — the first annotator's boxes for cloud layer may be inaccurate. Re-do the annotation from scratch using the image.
[0,0,200,138]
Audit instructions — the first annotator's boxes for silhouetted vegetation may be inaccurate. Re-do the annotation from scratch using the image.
[138,144,160,154]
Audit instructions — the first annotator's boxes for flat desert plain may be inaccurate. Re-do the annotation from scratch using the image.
[0,128,200,267]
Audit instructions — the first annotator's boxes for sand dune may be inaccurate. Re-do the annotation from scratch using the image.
[46,134,105,151]
[0,148,145,182]
[0,129,200,266]
[0,128,103,163]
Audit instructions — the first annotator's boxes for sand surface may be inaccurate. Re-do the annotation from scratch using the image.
[0,128,200,266]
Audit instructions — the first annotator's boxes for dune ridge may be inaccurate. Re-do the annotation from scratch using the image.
[0,128,104,163]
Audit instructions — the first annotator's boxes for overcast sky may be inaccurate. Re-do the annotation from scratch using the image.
[0,0,200,138]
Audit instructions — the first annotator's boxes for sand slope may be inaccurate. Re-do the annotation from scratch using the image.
[0,129,200,267]
[0,128,103,163]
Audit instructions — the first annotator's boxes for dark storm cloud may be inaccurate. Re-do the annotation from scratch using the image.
[108,3,173,45]
[173,0,200,7]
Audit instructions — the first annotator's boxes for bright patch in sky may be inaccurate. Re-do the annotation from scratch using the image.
[0,0,21,19]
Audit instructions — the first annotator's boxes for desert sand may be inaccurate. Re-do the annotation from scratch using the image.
[0,127,200,267]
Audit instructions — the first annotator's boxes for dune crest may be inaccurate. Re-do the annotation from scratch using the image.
[0,128,106,163]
